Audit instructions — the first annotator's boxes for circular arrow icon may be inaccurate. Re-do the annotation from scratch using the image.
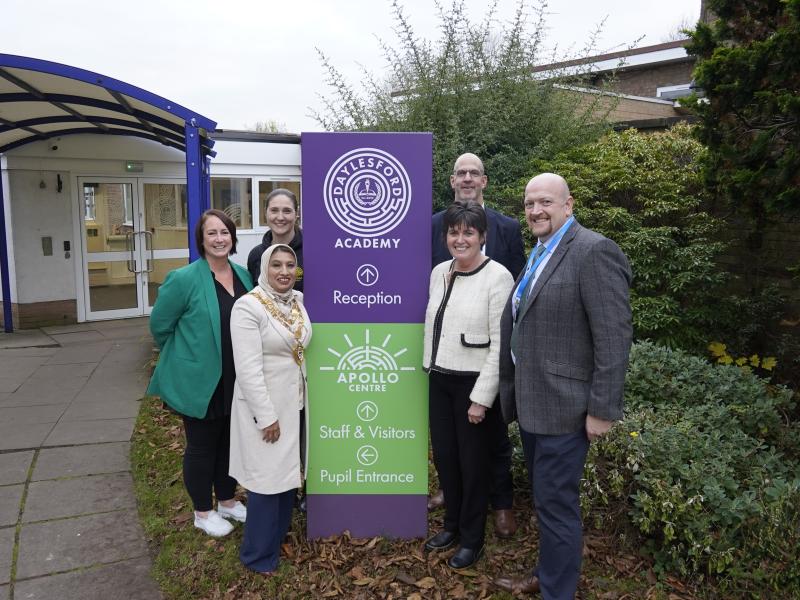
[356,400,379,422]
[356,264,380,287]
[356,445,379,466]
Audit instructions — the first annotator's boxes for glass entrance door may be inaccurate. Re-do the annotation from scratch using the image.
[79,179,188,320]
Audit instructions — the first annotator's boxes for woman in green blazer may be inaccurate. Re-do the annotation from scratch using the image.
[148,209,254,537]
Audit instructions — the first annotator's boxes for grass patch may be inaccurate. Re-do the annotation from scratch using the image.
[132,396,707,599]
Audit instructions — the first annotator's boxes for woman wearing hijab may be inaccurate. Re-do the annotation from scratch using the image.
[229,244,312,575]
[148,209,252,537]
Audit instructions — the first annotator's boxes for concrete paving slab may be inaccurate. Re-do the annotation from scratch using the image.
[0,378,22,394]
[90,317,149,332]
[0,584,8,600]
[0,527,14,585]
[30,363,97,381]
[0,423,53,451]
[0,485,23,527]
[98,324,150,339]
[23,473,136,523]
[13,556,161,600]
[16,511,149,579]
[0,405,66,425]
[72,381,148,405]
[47,331,107,346]
[0,330,58,350]
[1,378,85,407]
[0,347,58,357]
[60,399,141,422]
[43,418,135,447]
[40,323,96,335]
[0,450,34,485]
[99,345,154,366]
[0,393,8,404]
[0,356,51,378]
[44,342,113,365]
[33,443,130,481]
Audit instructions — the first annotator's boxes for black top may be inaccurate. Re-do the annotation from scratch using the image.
[201,272,248,420]
[247,229,304,292]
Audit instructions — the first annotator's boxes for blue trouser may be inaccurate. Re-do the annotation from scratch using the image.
[520,428,589,600]
[240,488,295,573]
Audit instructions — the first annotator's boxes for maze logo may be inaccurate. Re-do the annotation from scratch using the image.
[323,148,412,238]
[320,329,416,392]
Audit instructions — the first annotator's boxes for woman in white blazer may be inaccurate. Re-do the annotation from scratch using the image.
[229,244,312,575]
[422,201,514,570]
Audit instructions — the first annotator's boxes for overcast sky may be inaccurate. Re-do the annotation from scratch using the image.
[2,0,699,133]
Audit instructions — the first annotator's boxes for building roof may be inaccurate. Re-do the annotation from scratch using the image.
[532,39,692,78]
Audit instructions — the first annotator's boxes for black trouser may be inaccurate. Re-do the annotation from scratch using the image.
[489,414,514,510]
[182,415,237,512]
[429,371,505,549]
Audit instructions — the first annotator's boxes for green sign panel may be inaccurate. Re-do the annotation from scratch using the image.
[307,323,428,495]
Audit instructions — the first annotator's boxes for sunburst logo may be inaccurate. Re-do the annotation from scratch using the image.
[320,329,415,390]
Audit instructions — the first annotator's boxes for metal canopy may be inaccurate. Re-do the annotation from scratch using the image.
[0,54,216,153]
[0,54,219,332]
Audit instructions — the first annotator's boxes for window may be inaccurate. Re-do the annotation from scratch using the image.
[83,186,96,220]
[656,83,693,101]
[258,180,301,227]
[211,178,252,229]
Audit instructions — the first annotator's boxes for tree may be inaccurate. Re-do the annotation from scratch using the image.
[314,0,616,210]
[686,0,800,222]
[685,1,800,379]
[244,119,290,134]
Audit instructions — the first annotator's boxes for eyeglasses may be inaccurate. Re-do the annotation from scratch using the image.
[453,169,484,178]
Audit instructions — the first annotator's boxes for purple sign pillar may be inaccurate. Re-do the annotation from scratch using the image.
[302,133,432,539]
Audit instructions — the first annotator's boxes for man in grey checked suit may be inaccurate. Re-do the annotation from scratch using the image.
[494,173,632,599]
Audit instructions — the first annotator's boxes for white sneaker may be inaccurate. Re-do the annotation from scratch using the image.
[194,510,234,537]
[217,500,247,523]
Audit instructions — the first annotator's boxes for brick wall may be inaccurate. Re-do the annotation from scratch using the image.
[594,61,695,98]
[0,299,78,329]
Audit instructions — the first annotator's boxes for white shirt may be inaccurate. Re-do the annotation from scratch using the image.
[527,233,565,297]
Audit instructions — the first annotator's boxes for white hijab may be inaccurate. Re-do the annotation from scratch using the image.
[257,244,297,313]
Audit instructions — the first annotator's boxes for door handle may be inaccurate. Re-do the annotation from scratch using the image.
[125,231,137,273]
[142,231,155,273]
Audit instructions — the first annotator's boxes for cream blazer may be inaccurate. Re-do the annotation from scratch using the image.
[423,258,513,407]
[229,291,312,495]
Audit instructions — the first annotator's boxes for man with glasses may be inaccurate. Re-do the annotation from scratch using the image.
[429,152,525,539]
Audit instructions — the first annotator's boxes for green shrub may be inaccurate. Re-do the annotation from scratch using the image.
[583,342,800,594]
[512,125,730,354]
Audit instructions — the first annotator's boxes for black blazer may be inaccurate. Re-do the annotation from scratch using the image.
[431,205,526,277]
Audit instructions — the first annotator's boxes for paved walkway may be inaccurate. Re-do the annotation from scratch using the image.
[0,318,161,600]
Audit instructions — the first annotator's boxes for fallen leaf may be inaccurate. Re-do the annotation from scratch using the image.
[395,571,416,585]
[416,576,436,589]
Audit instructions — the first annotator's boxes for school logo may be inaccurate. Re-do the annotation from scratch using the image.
[323,148,411,238]
[320,328,416,392]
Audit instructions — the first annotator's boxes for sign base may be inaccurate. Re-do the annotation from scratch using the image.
[307,494,427,539]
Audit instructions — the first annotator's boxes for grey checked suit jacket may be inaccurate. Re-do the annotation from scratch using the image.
[499,221,632,435]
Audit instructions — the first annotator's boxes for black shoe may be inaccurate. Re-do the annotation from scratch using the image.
[424,530,458,551]
[447,545,484,569]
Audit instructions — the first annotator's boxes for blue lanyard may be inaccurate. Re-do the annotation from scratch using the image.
[512,216,575,317]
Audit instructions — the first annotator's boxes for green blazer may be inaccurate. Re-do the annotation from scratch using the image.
[147,258,253,418]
